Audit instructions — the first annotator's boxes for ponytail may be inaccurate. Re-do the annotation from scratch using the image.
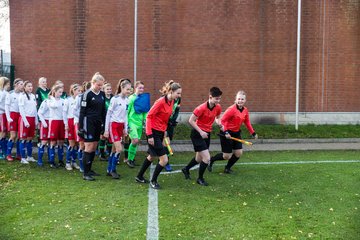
[159,80,181,95]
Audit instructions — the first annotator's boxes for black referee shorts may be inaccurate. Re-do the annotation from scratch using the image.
[219,130,242,153]
[190,128,211,152]
[84,118,102,142]
[147,129,167,157]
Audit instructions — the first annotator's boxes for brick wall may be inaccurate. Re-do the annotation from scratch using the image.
[10,0,360,112]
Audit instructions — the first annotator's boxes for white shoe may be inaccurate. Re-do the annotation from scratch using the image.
[72,162,80,170]
[79,168,84,173]
[65,163,73,171]
[21,158,29,164]
[26,156,37,162]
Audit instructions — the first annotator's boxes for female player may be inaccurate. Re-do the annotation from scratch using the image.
[37,95,51,167]
[78,72,106,181]
[35,77,50,109]
[65,83,82,171]
[208,90,258,173]
[18,81,38,164]
[47,84,68,168]
[181,87,223,186]
[0,76,10,159]
[5,78,24,161]
[135,80,182,189]
[103,79,131,179]
[98,82,113,161]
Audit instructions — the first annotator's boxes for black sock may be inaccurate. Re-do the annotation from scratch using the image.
[225,155,240,170]
[137,158,152,178]
[83,151,91,175]
[89,152,95,171]
[211,153,224,163]
[124,142,130,159]
[198,161,208,180]
[151,163,164,182]
[185,157,198,171]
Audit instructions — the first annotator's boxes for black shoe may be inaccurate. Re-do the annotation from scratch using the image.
[135,176,148,184]
[49,163,58,168]
[150,181,160,189]
[127,160,135,168]
[181,167,191,180]
[110,171,120,179]
[58,161,65,167]
[100,155,107,161]
[106,172,112,176]
[224,168,233,174]
[89,170,100,176]
[207,161,214,172]
[196,178,209,186]
[83,175,95,181]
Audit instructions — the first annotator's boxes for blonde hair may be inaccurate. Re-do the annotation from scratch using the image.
[91,72,105,83]
[38,77,47,85]
[82,81,91,92]
[115,78,131,95]
[103,82,112,90]
[236,90,246,98]
[49,84,64,97]
[14,78,23,85]
[135,81,144,88]
[160,80,181,95]
[70,83,81,96]
[0,76,10,90]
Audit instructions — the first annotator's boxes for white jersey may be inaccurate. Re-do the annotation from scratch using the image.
[19,92,38,126]
[47,96,68,126]
[73,94,81,124]
[0,90,8,113]
[38,99,50,124]
[65,96,77,119]
[5,90,21,121]
[105,94,129,132]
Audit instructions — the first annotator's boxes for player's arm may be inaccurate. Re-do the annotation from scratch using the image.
[188,113,208,139]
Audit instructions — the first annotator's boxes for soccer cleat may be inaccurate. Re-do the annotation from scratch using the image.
[83,175,95,181]
[79,168,84,173]
[6,155,14,162]
[0,154,5,160]
[15,155,21,161]
[49,163,58,168]
[99,155,107,161]
[110,171,120,179]
[150,181,160,189]
[58,161,65,167]
[26,156,37,162]
[127,160,135,168]
[72,162,80,170]
[165,163,173,172]
[224,168,233,174]
[196,178,209,186]
[135,176,148,184]
[65,163,73,171]
[181,167,191,180]
[37,161,43,167]
[20,158,29,164]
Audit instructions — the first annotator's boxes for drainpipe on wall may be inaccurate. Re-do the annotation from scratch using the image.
[134,0,138,86]
[295,0,302,130]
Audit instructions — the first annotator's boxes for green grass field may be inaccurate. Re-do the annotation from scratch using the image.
[1,150,359,239]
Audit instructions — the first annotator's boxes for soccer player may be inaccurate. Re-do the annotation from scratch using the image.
[35,77,50,109]
[78,73,107,181]
[103,79,131,179]
[37,96,51,167]
[98,82,113,161]
[208,90,258,173]
[181,87,223,186]
[64,83,82,171]
[135,80,182,189]
[18,81,38,164]
[126,81,149,168]
[5,78,24,161]
[0,76,10,159]
[47,84,68,168]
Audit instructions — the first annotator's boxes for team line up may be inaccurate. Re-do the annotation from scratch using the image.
[0,73,257,189]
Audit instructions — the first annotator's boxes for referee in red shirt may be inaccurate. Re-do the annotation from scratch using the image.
[135,80,182,189]
[181,87,223,186]
[208,90,258,173]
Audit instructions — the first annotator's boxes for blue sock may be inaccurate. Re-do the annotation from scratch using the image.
[6,140,14,156]
[0,138,6,155]
[71,147,78,163]
[78,149,83,171]
[66,146,73,164]
[16,140,20,157]
[19,140,26,159]
[38,144,45,165]
[58,145,64,162]
[27,140,33,157]
[49,146,55,164]
[111,152,120,172]
[107,153,114,173]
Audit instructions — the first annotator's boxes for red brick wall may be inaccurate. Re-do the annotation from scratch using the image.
[10,0,360,112]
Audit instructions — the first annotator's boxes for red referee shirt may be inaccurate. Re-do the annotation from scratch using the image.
[193,101,222,132]
[221,104,255,134]
[146,96,174,136]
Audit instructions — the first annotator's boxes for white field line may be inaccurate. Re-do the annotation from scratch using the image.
[146,164,159,240]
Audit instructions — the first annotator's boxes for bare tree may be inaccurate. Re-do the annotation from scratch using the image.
[0,0,9,27]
